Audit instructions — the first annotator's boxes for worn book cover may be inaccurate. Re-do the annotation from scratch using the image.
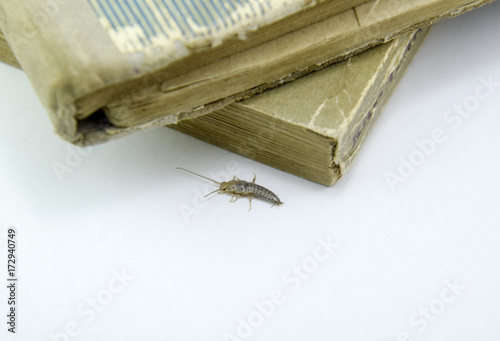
[0,0,493,146]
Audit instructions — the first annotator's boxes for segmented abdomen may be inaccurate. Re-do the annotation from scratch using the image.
[230,181,282,205]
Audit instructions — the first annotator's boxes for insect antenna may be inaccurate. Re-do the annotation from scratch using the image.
[203,188,220,197]
[176,167,221,184]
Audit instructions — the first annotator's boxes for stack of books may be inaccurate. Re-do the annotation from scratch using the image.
[0,0,494,184]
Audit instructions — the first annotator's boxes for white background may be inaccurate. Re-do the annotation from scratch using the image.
[1,2,500,340]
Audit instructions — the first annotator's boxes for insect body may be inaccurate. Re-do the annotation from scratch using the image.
[176,167,283,210]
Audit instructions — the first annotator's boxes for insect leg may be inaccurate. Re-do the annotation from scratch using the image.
[248,195,253,211]
[252,173,256,183]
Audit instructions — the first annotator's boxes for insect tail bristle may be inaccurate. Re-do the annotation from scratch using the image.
[271,200,284,207]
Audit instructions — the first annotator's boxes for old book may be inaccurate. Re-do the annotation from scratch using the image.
[0,0,366,145]
[0,0,492,146]
[0,24,428,184]
[172,29,429,185]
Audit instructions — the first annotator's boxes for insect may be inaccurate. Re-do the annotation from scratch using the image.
[176,167,283,210]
